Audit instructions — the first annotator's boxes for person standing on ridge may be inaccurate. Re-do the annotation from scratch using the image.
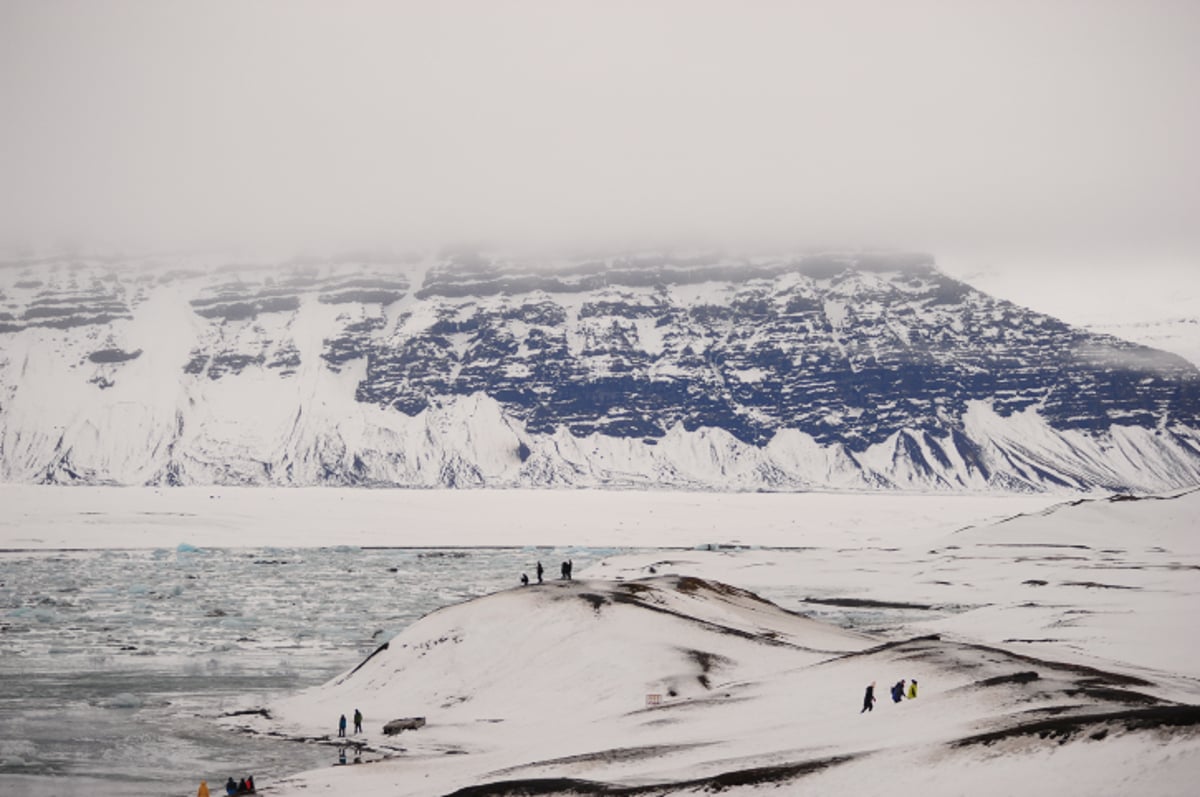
[861,682,876,713]
[561,561,569,579]
[353,708,363,734]
[567,559,573,579]
[536,561,544,583]
[338,713,347,737]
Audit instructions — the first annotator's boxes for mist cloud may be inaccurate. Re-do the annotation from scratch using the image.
[2,1,1198,262]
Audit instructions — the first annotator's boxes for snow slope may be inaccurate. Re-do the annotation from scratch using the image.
[230,490,1200,796]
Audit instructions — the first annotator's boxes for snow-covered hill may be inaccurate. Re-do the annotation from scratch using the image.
[243,567,1200,796]
[2,251,1199,492]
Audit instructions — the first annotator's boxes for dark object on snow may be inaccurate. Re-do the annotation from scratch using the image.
[521,573,529,586]
[338,713,347,737]
[225,777,237,796]
[891,680,906,703]
[861,682,876,713]
[383,716,427,735]
[353,708,363,734]
[536,561,544,583]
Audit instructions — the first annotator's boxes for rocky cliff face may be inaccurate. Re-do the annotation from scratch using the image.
[1,251,1198,492]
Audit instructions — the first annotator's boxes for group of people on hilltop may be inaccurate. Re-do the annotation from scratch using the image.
[337,708,364,737]
[521,560,572,586]
[860,678,918,712]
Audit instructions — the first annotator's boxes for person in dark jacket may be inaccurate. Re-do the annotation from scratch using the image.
[520,573,529,586]
[891,679,906,703]
[536,561,544,583]
[353,708,363,734]
[338,713,347,737]
[861,681,876,713]
[225,777,237,795]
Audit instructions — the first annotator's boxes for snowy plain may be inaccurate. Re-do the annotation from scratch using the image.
[4,487,1198,796]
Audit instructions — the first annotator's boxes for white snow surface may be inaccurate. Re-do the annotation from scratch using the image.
[140,487,1200,797]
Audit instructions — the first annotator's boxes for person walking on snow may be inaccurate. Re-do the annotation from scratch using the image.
[338,714,347,737]
[353,708,363,734]
[891,679,906,703]
[908,679,918,699]
[861,682,876,713]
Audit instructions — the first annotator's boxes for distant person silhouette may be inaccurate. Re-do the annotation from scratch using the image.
[891,679,906,703]
[536,561,544,583]
[561,561,569,579]
[567,559,573,579]
[225,777,237,795]
[521,572,529,586]
[338,713,347,737]
[908,679,918,699]
[353,708,362,734]
[861,682,876,713]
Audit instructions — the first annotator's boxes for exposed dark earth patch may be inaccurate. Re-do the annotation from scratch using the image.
[952,705,1200,748]
[487,743,708,775]
[974,671,1041,688]
[802,597,934,610]
[444,753,858,796]
[1060,581,1141,590]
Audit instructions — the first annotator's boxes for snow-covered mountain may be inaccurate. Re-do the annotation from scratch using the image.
[1,251,1198,492]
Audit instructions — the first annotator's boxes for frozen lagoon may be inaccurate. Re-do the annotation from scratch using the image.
[0,544,618,795]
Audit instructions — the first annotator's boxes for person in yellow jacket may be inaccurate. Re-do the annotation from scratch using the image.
[907,679,918,699]
[198,781,210,797]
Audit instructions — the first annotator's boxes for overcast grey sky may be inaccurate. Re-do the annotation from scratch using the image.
[2,1,1198,286]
